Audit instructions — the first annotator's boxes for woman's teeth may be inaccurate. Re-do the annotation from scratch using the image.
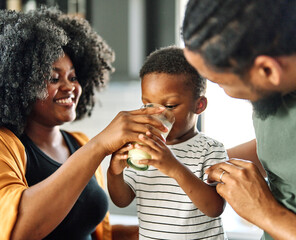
[55,98,73,104]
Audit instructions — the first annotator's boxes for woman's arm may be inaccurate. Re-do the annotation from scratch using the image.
[12,135,109,240]
[11,107,167,240]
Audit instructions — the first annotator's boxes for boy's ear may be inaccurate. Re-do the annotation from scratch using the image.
[195,96,207,114]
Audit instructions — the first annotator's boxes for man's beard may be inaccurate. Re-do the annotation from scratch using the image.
[251,92,283,120]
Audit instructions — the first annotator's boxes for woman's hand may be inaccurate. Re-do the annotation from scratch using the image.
[97,107,168,156]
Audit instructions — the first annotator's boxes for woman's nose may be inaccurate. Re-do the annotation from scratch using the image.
[60,79,75,91]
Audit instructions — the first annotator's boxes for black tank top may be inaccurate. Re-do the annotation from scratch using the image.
[20,130,108,240]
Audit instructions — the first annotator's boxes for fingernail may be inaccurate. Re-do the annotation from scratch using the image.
[139,134,145,140]
[134,143,141,148]
[156,107,165,112]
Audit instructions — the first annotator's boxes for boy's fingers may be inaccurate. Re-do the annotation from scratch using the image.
[120,143,134,152]
[146,131,166,144]
[137,134,162,151]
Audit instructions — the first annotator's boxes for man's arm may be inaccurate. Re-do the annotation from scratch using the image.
[227,139,266,177]
[206,159,296,240]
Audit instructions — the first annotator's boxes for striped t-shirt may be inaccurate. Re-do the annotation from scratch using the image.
[124,133,228,240]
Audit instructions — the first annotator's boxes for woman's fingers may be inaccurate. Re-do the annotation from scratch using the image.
[115,111,168,139]
[101,107,169,154]
[129,105,166,115]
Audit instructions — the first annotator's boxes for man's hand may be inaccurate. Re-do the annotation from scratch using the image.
[206,159,296,239]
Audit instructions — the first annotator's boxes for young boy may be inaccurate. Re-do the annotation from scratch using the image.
[107,46,228,239]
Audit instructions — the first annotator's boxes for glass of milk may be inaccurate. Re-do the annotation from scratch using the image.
[127,103,175,171]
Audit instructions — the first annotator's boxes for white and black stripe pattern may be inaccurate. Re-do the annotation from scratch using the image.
[124,133,228,240]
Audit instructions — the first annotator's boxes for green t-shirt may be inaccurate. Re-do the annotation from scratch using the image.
[253,94,296,240]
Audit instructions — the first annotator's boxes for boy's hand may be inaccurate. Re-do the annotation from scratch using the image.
[109,144,133,175]
[136,132,182,178]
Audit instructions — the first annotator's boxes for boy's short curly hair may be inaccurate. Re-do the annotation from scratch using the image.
[0,6,114,136]
[140,46,206,99]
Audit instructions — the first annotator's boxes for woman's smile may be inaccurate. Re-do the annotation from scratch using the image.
[54,94,76,106]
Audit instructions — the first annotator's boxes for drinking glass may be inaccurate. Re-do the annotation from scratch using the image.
[127,103,175,171]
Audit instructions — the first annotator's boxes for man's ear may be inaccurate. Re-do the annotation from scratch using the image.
[252,55,283,86]
[195,96,207,114]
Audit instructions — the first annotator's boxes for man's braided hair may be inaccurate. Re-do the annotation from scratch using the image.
[182,0,296,75]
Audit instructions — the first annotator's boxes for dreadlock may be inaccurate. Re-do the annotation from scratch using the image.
[182,0,296,75]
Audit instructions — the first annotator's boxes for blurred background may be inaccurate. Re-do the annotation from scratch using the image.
[2,0,261,239]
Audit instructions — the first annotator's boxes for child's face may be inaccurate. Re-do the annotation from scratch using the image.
[141,72,201,145]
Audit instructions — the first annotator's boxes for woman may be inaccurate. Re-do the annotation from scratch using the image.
[0,7,164,240]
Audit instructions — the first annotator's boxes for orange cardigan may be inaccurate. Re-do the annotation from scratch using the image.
[0,127,112,240]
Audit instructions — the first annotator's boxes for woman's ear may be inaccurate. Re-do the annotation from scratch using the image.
[195,96,207,114]
[252,55,283,86]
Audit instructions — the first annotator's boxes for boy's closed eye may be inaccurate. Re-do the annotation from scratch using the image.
[165,104,178,110]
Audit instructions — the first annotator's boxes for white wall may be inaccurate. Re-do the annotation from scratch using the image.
[203,81,255,149]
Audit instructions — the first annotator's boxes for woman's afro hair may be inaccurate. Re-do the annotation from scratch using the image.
[0,6,114,136]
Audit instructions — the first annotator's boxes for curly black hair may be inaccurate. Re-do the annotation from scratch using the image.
[182,0,296,75]
[0,6,114,136]
[140,46,206,99]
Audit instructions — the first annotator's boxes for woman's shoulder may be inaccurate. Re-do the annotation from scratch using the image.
[0,127,27,183]
[0,127,26,159]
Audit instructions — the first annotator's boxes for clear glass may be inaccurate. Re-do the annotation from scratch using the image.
[127,103,175,171]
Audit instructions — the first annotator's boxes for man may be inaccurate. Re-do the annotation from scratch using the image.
[182,1,296,239]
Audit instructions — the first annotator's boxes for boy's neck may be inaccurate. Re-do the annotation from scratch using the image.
[166,126,199,145]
